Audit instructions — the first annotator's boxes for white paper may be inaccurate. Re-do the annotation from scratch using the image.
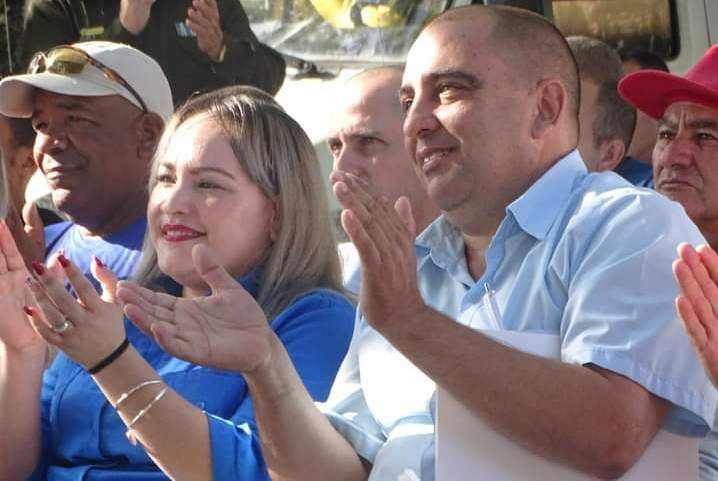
[435,330,698,480]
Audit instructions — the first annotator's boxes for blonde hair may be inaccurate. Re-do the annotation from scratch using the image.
[133,86,345,320]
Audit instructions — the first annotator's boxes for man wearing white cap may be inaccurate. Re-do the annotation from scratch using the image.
[620,44,718,481]
[0,40,172,288]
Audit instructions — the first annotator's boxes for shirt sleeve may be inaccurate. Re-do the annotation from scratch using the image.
[317,309,388,464]
[208,291,355,480]
[100,19,145,49]
[559,191,718,437]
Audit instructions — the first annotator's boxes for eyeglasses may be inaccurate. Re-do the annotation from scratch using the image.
[28,45,148,112]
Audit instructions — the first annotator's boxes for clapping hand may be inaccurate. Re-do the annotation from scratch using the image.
[120,0,154,35]
[331,171,427,332]
[117,244,272,373]
[186,0,225,62]
[673,242,718,388]
[23,254,125,370]
[0,220,43,352]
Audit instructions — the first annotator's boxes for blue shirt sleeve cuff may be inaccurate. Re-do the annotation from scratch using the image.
[564,348,717,437]
[206,412,270,481]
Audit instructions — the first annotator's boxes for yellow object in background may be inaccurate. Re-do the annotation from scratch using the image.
[360,4,404,27]
[308,0,408,28]
[79,25,105,38]
[308,0,356,28]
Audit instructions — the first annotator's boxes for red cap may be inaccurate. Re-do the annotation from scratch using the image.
[619,45,718,120]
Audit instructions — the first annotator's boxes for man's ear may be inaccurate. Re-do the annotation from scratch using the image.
[531,79,567,140]
[135,112,165,161]
[596,138,626,172]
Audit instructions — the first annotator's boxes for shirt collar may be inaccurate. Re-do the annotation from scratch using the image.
[417,215,460,254]
[416,215,467,278]
[507,149,586,240]
[415,150,586,269]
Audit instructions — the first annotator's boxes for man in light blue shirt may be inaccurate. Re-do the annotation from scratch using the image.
[118,6,718,481]
[325,150,714,480]
[325,5,717,480]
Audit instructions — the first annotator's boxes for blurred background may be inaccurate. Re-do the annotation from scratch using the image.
[0,0,25,75]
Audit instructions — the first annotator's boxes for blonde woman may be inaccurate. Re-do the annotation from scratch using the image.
[0,86,354,481]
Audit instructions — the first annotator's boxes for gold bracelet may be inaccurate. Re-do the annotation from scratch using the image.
[113,380,162,410]
[125,387,168,446]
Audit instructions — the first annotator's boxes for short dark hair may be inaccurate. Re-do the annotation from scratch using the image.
[491,7,580,119]
[616,46,670,72]
[568,37,636,149]
[594,80,636,149]
[568,36,623,85]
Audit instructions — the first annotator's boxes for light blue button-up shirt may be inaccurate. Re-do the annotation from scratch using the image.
[323,150,717,481]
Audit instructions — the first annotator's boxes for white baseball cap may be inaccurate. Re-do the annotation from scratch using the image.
[0,41,173,120]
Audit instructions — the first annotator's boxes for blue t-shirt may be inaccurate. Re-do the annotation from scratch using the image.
[614,155,654,188]
[30,275,355,480]
[44,217,147,291]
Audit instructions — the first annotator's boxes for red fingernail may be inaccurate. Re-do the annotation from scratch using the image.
[31,261,45,275]
[93,256,104,269]
[58,253,69,268]
[23,306,33,316]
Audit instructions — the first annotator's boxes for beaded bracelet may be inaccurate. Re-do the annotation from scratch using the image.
[113,380,162,410]
[125,387,169,446]
[88,337,130,375]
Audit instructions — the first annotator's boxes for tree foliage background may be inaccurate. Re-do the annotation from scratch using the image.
[0,0,27,76]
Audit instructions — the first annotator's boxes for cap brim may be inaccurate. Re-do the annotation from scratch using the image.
[619,70,718,120]
[0,72,120,118]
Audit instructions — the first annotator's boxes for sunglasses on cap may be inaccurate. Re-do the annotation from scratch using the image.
[27,45,148,113]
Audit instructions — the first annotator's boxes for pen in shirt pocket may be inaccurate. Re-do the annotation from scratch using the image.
[484,282,503,330]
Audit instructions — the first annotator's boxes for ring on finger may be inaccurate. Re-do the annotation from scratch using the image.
[51,319,72,334]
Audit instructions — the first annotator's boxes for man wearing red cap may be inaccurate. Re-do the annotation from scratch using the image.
[621,44,718,371]
[620,44,718,481]
[620,45,718,237]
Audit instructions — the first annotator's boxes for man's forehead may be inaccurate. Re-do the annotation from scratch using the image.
[31,89,134,116]
[661,101,718,124]
[329,108,386,139]
[32,90,101,111]
[344,74,401,106]
[403,25,492,86]
[334,87,400,125]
